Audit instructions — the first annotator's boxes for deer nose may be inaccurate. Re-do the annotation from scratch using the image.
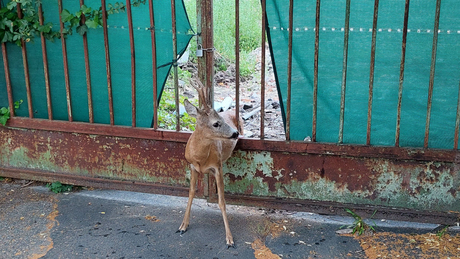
[230,131,239,139]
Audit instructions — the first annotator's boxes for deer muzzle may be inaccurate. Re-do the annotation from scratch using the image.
[229,131,239,139]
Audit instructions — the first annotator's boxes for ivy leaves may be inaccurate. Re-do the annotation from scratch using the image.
[0,0,146,46]
[61,3,127,36]
[0,0,53,46]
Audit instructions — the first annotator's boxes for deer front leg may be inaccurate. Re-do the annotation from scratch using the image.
[177,165,198,235]
[214,167,235,248]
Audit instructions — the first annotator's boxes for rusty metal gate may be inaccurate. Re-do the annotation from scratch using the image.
[1,0,459,223]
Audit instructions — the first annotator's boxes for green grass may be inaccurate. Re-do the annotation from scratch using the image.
[183,0,262,76]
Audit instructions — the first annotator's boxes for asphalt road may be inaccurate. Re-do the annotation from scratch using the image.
[1,182,458,259]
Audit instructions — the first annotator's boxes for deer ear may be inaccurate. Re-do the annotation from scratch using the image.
[184,99,198,118]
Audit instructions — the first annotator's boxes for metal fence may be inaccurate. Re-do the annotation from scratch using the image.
[1,0,459,220]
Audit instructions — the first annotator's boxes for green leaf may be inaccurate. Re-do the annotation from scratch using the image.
[0,107,8,115]
[6,2,17,10]
[76,24,87,36]
[60,9,73,23]
[0,116,8,126]
[70,17,80,27]
[85,19,99,29]
[0,107,10,126]
[2,31,13,42]
[80,5,91,14]
[14,100,23,109]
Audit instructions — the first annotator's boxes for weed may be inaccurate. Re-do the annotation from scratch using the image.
[0,100,23,126]
[46,181,73,194]
[436,225,449,239]
[342,208,377,236]
[158,73,198,131]
[0,177,4,181]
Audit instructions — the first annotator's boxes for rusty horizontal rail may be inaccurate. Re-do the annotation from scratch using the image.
[0,166,191,198]
[222,193,459,225]
[1,164,456,225]
[6,117,458,163]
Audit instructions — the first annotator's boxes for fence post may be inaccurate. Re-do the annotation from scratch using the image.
[197,0,216,200]
[197,0,214,106]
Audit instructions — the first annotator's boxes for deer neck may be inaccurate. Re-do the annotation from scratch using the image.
[185,127,223,167]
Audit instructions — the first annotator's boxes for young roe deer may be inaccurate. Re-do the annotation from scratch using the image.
[177,79,243,248]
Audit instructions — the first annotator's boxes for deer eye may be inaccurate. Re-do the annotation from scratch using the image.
[213,122,219,128]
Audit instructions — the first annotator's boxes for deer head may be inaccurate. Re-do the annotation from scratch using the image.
[184,80,239,140]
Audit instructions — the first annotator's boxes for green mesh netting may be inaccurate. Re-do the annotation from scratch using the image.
[266,0,460,149]
[0,0,193,128]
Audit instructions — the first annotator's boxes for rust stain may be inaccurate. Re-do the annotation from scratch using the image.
[30,200,58,259]
[145,215,160,222]
[250,218,291,259]
[261,153,377,193]
[251,238,281,259]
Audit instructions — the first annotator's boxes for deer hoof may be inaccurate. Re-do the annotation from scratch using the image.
[227,243,236,249]
[175,229,187,235]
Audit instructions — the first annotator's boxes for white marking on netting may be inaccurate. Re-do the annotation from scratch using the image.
[269,26,460,35]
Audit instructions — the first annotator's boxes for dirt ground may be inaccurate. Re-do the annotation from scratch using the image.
[352,232,460,259]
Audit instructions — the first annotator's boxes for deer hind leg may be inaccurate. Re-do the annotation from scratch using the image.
[214,168,234,248]
[177,165,198,234]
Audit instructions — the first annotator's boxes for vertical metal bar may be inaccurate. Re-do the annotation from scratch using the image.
[171,0,180,131]
[235,0,240,132]
[312,0,320,142]
[0,2,14,117]
[101,0,114,125]
[58,0,73,121]
[198,0,216,200]
[126,0,136,127]
[454,81,460,149]
[38,4,53,120]
[17,5,33,118]
[286,0,294,141]
[148,0,158,130]
[338,0,351,144]
[1,45,13,116]
[80,0,93,123]
[197,0,214,105]
[395,0,410,147]
[366,0,379,146]
[424,0,441,149]
[260,0,266,139]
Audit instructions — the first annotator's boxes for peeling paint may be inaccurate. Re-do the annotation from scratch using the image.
[223,149,460,212]
[1,127,459,213]
[0,128,190,187]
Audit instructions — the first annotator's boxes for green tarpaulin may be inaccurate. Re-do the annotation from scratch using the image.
[266,0,460,149]
[0,0,193,128]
